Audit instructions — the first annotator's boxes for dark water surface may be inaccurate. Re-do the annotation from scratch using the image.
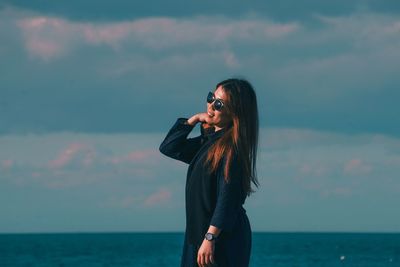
[0,232,399,266]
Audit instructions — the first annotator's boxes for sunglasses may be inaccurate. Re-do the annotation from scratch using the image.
[207,91,225,111]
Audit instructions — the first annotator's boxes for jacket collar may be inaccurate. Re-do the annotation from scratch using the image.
[201,123,227,141]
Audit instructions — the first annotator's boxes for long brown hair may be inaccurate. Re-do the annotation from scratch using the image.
[205,78,259,196]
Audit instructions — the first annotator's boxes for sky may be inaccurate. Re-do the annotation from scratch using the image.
[1,0,400,233]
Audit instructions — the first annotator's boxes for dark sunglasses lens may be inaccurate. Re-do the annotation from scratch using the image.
[207,92,214,103]
[214,100,223,111]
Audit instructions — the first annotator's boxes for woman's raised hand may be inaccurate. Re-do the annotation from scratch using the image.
[187,113,213,126]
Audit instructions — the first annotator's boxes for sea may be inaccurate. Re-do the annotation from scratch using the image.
[0,232,399,266]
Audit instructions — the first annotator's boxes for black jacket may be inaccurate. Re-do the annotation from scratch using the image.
[159,118,247,245]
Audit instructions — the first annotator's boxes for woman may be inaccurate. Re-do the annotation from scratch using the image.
[159,78,259,267]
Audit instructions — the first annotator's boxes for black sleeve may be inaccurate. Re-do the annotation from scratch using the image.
[159,118,203,164]
[210,155,244,232]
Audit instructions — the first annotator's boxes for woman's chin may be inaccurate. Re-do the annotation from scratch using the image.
[202,122,214,129]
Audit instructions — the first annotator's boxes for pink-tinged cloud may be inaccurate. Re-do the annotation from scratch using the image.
[25,38,61,60]
[99,195,143,209]
[298,163,328,177]
[299,164,312,174]
[17,16,74,60]
[110,149,159,164]
[144,188,172,207]
[31,172,42,178]
[1,159,14,169]
[343,158,372,175]
[222,50,240,68]
[48,142,87,168]
[82,150,96,167]
[16,14,299,60]
[82,22,131,46]
[126,150,158,161]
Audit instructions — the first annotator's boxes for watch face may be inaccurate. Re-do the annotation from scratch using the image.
[205,233,214,240]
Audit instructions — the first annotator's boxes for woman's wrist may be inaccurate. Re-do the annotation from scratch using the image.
[207,225,221,238]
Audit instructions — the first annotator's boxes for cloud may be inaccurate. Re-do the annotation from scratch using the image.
[343,158,372,174]
[320,187,353,198]
[14,10,299,61]
[0,132,180,190]
[1,127,400,231]
[17,17,68,60]
[100,195,140,209]
[2,8,400,136]
[48,142,95,169]
[109,149,159,164]
[268,12,400,100]
[316,12,400,46]
[144,187,172,207]
[258,127,399,201]
[82,16,299,48]
[1,159,14,170]
[222,50,240,68]
[298,163,329,178]
[99,187,172,209]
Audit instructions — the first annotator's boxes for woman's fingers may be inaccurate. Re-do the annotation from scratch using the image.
[198,112,214,124]
[198,252,214,267]
[198,114,207,123]
[197,253,204,266]
[209,253,215,265]
[202,256,207,267]
[197,240,215,266]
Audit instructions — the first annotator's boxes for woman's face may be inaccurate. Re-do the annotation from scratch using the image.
[207,85,232,130]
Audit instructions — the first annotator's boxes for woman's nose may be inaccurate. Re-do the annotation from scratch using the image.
[211,102,215,110]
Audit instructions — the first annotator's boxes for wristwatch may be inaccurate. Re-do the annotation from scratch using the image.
[204,232,218,241]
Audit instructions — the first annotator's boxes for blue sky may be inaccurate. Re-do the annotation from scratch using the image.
[1,1,399,233]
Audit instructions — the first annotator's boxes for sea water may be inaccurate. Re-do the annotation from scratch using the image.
[0,232,399,266]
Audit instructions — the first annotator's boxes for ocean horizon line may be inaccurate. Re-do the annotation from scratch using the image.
[1,230,399,235]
